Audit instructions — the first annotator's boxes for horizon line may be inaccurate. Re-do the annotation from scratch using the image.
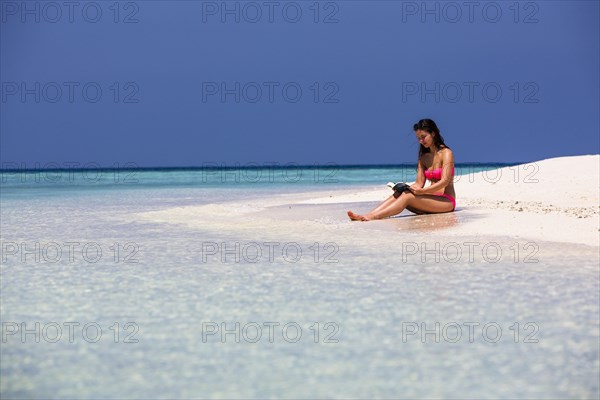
[0,161,530,172]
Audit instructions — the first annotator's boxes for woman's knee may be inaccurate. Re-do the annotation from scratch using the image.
[401,191,416,202]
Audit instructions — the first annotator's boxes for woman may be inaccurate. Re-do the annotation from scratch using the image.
[348,119,456,221]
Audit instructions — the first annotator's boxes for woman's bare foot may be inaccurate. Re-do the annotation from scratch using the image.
[347,211,371,221]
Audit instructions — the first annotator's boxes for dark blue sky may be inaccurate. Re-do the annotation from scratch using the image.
[1,1,599,167]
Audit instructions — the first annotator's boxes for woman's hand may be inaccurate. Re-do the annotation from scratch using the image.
[409,184,424,195]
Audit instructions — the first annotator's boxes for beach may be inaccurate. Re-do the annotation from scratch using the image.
[289,154,600,247]
[1,155,598,399]
[136,154,599,247]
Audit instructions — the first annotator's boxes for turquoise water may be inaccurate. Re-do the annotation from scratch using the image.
[0,163,510,193]
[1,166,598,399]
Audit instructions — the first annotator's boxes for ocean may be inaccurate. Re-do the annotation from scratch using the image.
[1,164,598,399]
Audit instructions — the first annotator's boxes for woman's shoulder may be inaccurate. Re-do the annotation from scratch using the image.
[440,147,454,159]
[435,147,454,168]
[418,147,454,165]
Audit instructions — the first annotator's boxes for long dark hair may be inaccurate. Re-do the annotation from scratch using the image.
[413,119,450,158]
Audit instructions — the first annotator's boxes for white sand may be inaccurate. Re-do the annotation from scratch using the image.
[135,155,599,247]
[296,155,600,247]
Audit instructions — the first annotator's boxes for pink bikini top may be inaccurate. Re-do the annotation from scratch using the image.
[424,167,454,181]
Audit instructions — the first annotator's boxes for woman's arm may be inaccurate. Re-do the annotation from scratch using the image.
[417,150,455,194]
[411,159,426,189]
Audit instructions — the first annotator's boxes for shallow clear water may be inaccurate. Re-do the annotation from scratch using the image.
[1,167,598,399]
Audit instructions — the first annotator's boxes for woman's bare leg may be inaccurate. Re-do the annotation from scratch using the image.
[372,195,426,215]
[348,194,397,221]
[348,192,454,221]
[406,205,425,215]
[368,195,398,214]
[363,192,454,220]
